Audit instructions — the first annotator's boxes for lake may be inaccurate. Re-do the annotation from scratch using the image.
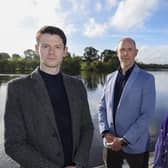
[0,71,168,167]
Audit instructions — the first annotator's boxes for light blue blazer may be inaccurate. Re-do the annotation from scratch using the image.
[98,65,156,153]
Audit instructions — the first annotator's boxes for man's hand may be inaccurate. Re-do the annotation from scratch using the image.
[110,137,123,151]
[104,133,115,148]
[105,133,115,142]
[104,133,125,151]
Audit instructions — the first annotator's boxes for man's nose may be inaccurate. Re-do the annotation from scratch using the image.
[123,50,128,56]
[49,47,55,54]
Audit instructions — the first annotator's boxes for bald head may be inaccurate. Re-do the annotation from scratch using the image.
[118,37,136,49]
[116,37,138,73]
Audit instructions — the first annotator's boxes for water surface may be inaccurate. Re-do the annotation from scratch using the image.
[0,71,168,167]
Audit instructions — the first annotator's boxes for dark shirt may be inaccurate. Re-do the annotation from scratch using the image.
[113,65,135,135]
[39,70,73,166]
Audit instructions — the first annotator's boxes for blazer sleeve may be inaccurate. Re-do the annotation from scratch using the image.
[98,88,110,134]
[4,82,59,168]
[123,75,156,144]
[98,74,112,134]
[73,81,94,168]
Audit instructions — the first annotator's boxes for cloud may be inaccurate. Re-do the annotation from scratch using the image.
[68,0,91,14]
[137,45,168,64]
[21,0,75,32]
[95,1,102,12]
[0,0,77,55]
[109,0,159,31]
[84,18,107,38]
[106,0,117,9]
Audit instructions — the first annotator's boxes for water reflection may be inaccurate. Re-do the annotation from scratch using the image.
[0,74,22,85]
[0,76,12,85]
[81,71,106,90]
[0,71,168,167]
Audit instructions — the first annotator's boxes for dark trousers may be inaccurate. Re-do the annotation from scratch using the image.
[103,148,149,168]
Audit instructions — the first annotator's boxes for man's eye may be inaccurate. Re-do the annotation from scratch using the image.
[120,49,125,52]
[56,46,61,49]
[42,44,49,48]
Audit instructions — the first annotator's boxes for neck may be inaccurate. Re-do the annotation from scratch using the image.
[40,64,60,75]
[120,63,134,75]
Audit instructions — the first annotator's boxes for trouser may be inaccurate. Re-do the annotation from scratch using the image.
[103,148,149,168]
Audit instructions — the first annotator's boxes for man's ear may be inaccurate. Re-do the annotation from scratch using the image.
[35,44,39,56]
[64,46,68,58]
[135,49,138,57]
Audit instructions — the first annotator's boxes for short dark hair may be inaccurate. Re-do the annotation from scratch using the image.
[36,25,67,46]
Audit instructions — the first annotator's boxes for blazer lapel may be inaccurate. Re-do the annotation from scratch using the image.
[107,71,118,125]
[30,68,60,139]
[62,74,78,155]
[118,65,140,108]
[109,71,118,108]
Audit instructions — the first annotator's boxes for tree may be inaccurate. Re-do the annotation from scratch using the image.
[101,49,117,62]
[62,56,81,75]
[17,59,26,73]
[24,49,37,59]
[12,53,21,60]
[100,49,119,71]
[0,52,10,60]
[66,52,71,58]
[83,47,99,62]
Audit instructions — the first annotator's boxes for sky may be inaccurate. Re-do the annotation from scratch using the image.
[0,0,168,64]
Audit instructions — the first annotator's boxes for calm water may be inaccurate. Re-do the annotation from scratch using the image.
[0,71,168,167]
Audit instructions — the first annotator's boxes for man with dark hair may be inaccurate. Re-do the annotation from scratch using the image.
[98,37,156,168]
[4,25,94,168]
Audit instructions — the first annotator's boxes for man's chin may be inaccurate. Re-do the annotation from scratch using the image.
[46,65,59,68]
[43,63,59,68]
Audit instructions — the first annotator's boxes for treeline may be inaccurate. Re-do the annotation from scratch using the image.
[137,63,168,71]
[0,47,168,75]
[0,50,39,74]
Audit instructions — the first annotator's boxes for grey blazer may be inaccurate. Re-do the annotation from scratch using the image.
[4,68,94,168]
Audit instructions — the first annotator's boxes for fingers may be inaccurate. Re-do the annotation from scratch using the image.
[105,137,123,151]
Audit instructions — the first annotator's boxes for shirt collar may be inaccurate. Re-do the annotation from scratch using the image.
[118,64,135,77]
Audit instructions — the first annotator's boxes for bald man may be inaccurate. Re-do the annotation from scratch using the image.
[98,38,156,168]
